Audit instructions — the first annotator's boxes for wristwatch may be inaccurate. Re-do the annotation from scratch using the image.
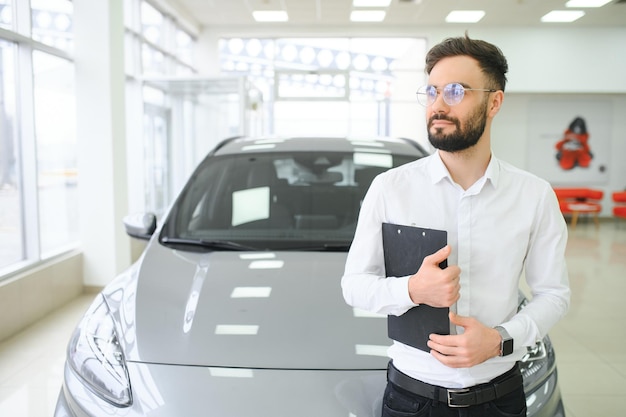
[495,326,514,356]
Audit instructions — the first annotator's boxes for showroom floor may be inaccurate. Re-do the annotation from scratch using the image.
[0,219,625,417]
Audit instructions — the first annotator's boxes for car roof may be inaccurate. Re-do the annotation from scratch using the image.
[211,136,429,157]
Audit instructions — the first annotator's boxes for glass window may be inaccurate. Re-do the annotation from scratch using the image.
[176,28,193,66]
[143,104,170,215]
[0,0,13,30]
[141,1,163,46]
[142,43,165,75]
[31,0,74,53]
[32,51,77,256]
[219,37,426,136]
[0,39,20,270]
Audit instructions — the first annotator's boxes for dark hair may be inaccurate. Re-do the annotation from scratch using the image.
[425,33,508,91]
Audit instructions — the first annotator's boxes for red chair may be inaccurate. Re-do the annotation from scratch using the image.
[613,191,626,221]
[553,188,603,229]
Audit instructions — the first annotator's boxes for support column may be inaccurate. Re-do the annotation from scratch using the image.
[74,0,130,287]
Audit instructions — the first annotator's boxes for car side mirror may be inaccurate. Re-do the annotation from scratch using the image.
[123,212,157,240]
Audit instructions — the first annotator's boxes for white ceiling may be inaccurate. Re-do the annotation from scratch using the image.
[171,0,626,29]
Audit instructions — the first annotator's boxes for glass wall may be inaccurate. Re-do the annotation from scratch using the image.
[0,0,197,278]
[0,39,19,270]
[0,0,76,276]
[124,0,197,215]
[31,0,74,53]
[218,37,427,138]
[0,0,13,30]
[32,51,76,255]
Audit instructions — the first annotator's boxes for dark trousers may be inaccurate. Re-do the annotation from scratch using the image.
[382,366,527,417]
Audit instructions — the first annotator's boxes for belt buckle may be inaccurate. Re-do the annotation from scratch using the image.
[447,388,471,408]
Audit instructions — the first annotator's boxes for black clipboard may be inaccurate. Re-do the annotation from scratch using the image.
[382,222,450,351]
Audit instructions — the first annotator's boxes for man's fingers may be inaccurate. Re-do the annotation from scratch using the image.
[449,312,471,327]
[424,245,450,267]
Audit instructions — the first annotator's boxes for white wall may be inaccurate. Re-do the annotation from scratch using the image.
[421,27,626,93]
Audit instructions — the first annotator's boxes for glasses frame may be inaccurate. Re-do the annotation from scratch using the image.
[416,82,497,107]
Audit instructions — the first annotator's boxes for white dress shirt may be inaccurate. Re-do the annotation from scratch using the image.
[342,151,570,388]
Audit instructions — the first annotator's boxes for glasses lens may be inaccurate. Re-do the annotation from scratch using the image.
[416,86,429,106]
[443,83,465,106]
[416,85,438,106]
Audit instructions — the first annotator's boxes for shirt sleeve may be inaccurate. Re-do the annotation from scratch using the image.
[504,185,571,347]
[341,174,417,316]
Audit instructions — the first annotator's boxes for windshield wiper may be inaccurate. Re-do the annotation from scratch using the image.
[290,243,352,252]
[160,237,258,251]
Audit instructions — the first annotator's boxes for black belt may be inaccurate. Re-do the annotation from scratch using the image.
[387,362,523,408]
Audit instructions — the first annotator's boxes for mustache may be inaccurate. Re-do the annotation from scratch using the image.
[428,114,458,126]
[430,113,453,121]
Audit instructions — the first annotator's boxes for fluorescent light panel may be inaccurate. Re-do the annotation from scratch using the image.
[349,140,384,147]
[215,324,259,335]
[355,344,390,357]
[353,308,386,318]
[541,10,585,22]
[445,10,485,23]
[242,144,276,151]
[353,0,391,6]
[248,260,284,269]
[566,0,612,7]
[231,287,272,298]
[350,10,386,22]
[239,253,276,260]
[252,11,288,22]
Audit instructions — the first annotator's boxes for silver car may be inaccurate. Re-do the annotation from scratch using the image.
[54,136,565,417]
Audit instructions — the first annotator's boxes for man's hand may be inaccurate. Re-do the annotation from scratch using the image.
[407,245,460,307]
[427,312,501,368]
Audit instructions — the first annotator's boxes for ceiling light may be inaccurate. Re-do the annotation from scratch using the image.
[252,11,288,22]
[355,344,390,357]
[353,0,392,6]
[565,0,612,7]
[541,10,585,22]
[231,287,272,298]
[350,10,386,22]
[445,10,486,23]
[239,253,275,259]
[215,324,259,335]
[353,307,386,318]
[248,260,284,269]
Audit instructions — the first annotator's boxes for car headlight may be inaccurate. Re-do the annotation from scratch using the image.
[67,294,132,407]
[516,296,555,386]
[520,336,554,391]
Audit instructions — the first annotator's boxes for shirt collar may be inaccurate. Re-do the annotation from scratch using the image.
[428,150,501,189]
[484,154,500,188]
[428,151,451,184]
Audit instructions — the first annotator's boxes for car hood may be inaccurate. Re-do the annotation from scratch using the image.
[110,241,390,370]
[119,363,386,417]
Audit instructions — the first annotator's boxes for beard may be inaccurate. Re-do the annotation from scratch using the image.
[427,99,489,153]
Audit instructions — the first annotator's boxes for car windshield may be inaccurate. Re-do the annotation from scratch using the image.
[160,149,420,251]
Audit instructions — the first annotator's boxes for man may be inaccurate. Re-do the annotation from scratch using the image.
[341,34,570,416]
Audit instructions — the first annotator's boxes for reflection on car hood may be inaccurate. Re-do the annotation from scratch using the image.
[124,363,385,417]
[115,241,390,370]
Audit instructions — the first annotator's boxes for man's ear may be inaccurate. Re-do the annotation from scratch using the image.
[488,90,504,117]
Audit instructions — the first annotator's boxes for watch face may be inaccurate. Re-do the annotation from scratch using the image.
[502,338,514,356]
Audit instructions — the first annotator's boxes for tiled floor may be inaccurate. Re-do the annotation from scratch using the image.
[0,220,625,417]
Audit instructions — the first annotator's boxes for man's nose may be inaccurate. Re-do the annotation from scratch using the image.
[430,91,449,113]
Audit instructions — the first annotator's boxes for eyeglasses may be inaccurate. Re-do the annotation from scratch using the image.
[416,83,497,107]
